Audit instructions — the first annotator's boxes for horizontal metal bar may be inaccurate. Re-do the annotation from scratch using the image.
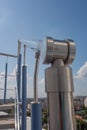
[0,74,16,77]
[0,88,14,91]
[0,53,17,58]
[0,102,22,108]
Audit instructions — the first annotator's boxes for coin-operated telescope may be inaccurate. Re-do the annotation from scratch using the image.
[41,37,76,130]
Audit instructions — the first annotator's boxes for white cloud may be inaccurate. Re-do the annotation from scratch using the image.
[39,78,45,85]
[27,74,33,81]
[7,65,17,81]
[0,71,5,82]
[10,65,17,76]
[0,65,17,98]
[0,64,47,98]
[74,62,87,79]
[38,78,46,98]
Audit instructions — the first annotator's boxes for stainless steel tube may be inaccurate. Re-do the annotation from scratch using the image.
[34,51,40,102]
[57,65,76,130]
[45,66,61,130]
[59,92,76,130]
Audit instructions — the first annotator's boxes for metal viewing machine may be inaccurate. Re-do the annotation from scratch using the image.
[0,36,76,130]
[41,37,76,130]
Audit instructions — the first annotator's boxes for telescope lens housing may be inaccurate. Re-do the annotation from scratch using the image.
[41,37,76,64]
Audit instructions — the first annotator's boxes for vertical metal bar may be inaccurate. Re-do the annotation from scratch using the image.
[22,45,27,130]
[14,87,17,130]
[17,40,21,102]
[16,86,20,130]
[23,45,26,65]
[4,62,8,103]
[22,65,27,130]
[34,51,40,102]
[17,54,21,102]
[17,41,21,130]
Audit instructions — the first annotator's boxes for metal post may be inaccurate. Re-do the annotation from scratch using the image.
[22,45,27,130]
[23,45,26,65]
[45,59,76,130]
[31,51,42,130]
[31,102,42,130]
[4,62,8,103]
[22,65,27,130]
[17,40,21,102]
[14,87,17,130]
[16,41,22,130]
[34,51,40,102]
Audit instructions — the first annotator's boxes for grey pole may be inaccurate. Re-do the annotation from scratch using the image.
[34,51,40,102]
[17,40,21,102]
[16,41,22,130]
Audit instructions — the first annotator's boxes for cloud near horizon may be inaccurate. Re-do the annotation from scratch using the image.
[74,62,87,79]
[0,65,46,98]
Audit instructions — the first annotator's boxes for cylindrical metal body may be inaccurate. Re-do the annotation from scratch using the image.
[58,66,76,130]
[41,37,76,64]
[22,65,27,130]
[45,66,61,130]
[31,102,42,130]
[60,92,76,130]
[45,60,76,130]
[4,62,8,103]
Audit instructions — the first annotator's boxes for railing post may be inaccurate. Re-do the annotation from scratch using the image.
[22,45,27,130]
[4,62,8,103]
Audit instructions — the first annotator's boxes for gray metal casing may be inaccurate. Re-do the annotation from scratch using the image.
[41,37,76,64]
[45,66,76,130]
[45,66,74,92]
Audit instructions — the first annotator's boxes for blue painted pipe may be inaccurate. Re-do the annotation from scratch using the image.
[22,65,27,130]
[31,102,42,130]
[4,62,8,103]
[17,54,21,102]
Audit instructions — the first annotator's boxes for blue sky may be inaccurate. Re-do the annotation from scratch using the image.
[0,0,87,98]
